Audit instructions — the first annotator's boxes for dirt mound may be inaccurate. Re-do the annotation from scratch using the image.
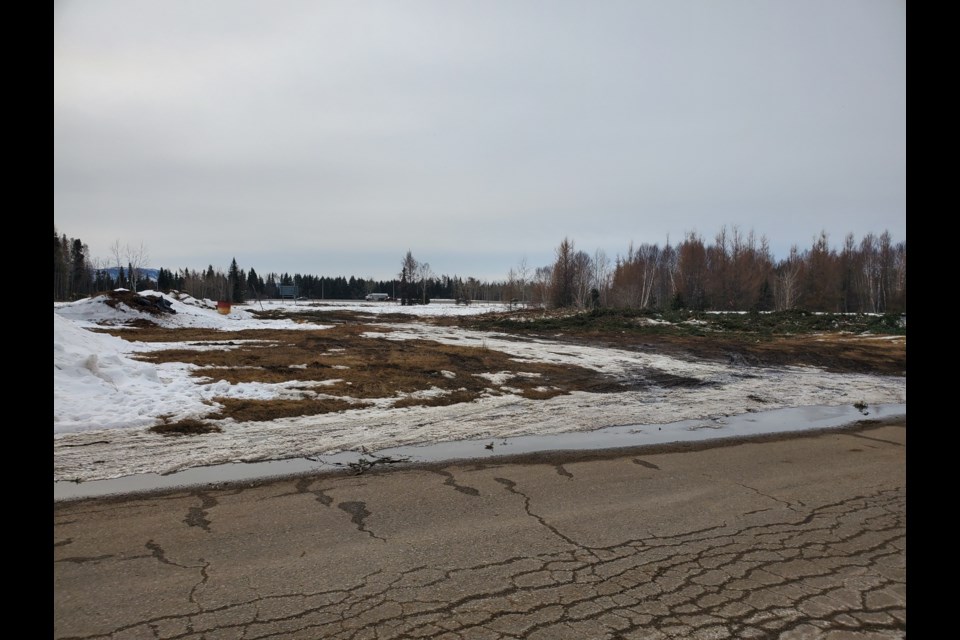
[104,290,177,316]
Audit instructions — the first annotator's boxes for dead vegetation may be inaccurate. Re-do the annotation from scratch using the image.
[149,419,223,436]
[101,322,624,425]
[207,397,371,422]
[452,308,906,375]
[460,322,906,376]
[100,307,904,431]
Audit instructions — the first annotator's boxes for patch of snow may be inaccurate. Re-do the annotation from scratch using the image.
[54,299,907,482]
[637,317,671,325]
[396,386,449,400]
[256,299,508,317]
[475,371,517,385]
[55,290,330,331]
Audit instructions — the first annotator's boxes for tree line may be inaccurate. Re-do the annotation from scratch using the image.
[53,227,495,304]
[526,227,905,313]
[54,230,150,301]
[54,224,905,313]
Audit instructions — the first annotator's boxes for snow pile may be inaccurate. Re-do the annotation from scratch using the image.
[54,312,176,431]
[52,290,505,436]
[55,290,319,330]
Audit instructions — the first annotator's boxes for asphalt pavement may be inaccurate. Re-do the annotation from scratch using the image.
[54,420,906,639]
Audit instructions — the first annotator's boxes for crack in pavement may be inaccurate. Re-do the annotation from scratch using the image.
[54,554,114,564]
[60,487,904,639]
[553,464,574,479]
[338,501,386,542]
[848,432,905,447]
[55,471,905,639]
[183,491,218,532]
[494,476,600,561]
[431,470,481,496]
[144,540,207,572]
[289,476,335,506]
[731,481,803,512]
[187,559,211,608]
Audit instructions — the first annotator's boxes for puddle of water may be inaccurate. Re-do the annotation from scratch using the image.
[54,403,905,501]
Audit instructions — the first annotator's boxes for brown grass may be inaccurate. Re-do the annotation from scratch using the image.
[93,308,903,425]
[149,419,223,436]
[208,397,370,422]
[492,328,906,376]
[392,390,484,409]
[99,322,618,423]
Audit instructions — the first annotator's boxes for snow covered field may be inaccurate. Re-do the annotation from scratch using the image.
[54,292,906,485]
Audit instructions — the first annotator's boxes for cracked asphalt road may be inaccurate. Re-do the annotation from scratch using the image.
[54,420,905,639]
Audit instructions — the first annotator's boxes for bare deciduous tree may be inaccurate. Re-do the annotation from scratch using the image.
[515,257,530,305]
[109,240,150,291]
[400,250,416,304]
[549,238,577,308]
[591,248,611,307]
[531,266,552,308]
[126,242,150,292]
[416,260,433,304]
[675,232,709,310]
[571,250,593,309]
[774,246,803,311]
[611,242,661,309]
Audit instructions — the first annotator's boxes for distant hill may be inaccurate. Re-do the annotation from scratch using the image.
[100,267,160,282]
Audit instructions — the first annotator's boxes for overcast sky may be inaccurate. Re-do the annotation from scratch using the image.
[54,0,905,282]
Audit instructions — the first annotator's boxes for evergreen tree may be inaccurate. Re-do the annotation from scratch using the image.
[549,238,576,308]
[94,269,113,292]
[228,258,245,303]
[54,228,68,301]
[754,278,775,312]
[246,268,261,299]
[70,239,88,298]
[265,273,277,298]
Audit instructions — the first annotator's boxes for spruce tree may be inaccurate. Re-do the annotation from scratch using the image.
[70,239,88,298]
[246,268,260,299]
[228,258,245,303]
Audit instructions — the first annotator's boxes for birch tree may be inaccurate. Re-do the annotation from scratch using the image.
[774,246,803,311]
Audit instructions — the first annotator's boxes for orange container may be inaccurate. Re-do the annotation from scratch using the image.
[216,300,232,315]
